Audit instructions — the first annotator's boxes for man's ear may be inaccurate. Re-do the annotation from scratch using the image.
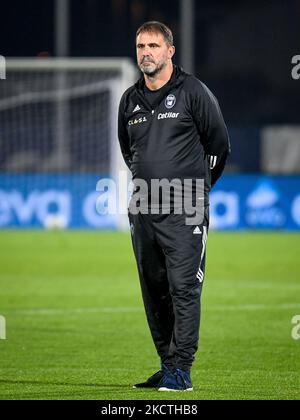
[169,46,175,59]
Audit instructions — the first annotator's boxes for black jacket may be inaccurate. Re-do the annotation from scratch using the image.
[118,65,230,205]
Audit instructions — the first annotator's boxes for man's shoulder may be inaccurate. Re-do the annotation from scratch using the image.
[119,85,137,114]
[183,74,209,95]
[183,74,219,105]
[124,84,136,96]
[121,85,137,101]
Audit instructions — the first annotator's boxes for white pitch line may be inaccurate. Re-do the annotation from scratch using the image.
[3,307,144,316]
[2,303,300,316]
[205,303,300,312]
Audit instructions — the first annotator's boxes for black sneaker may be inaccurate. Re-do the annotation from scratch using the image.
[133,364,170,389]
[158,368,193,392]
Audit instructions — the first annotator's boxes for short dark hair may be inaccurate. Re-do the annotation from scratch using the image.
[136,21,174,46]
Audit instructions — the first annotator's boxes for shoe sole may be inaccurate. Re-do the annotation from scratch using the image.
[158,387,193,392]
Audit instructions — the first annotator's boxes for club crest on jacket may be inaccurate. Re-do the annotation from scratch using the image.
[165,94,176,109]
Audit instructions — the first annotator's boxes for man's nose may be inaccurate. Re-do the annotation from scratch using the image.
[143,45,152,55]
[142,52,153,63]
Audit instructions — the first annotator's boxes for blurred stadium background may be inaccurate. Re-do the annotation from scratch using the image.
[0,0,299,400]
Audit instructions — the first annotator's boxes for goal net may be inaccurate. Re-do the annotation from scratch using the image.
[0,58,136,230]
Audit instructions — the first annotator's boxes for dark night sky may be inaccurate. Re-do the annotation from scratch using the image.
[0,0,179,58]
[1,1,54,57]
[0,0,299,124]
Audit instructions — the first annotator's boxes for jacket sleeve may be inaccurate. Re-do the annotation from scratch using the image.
[118,92,132,170]
[191,80,231,187]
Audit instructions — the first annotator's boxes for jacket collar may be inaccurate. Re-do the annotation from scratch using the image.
[134,65,186,111]
[135,64,186,91]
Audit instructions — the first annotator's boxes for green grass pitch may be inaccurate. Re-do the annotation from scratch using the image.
[0,230,299,400]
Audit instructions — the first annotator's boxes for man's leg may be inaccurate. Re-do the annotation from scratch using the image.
[154,207,209,373]
[129,212,175,370]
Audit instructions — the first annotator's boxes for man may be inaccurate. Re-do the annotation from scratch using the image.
[118,21,230,391]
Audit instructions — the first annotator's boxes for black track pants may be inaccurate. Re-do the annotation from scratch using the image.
[128,207,209,372]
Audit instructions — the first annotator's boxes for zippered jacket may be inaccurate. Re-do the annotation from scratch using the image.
[118,65,230,206]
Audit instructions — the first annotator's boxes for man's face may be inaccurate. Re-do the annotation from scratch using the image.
[136,31,174,77]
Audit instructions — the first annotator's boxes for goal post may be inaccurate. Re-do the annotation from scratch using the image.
[0,58,137,230]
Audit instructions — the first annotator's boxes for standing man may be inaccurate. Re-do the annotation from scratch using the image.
[118,22,230,391]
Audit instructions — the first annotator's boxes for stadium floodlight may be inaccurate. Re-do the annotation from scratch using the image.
[0,58,137,230]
